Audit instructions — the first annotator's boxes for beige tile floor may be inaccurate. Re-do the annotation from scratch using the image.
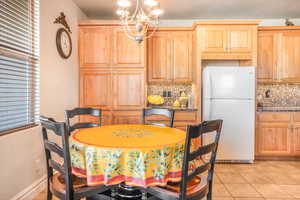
[33,161,300,200]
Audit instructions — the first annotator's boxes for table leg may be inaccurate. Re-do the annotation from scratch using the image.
[116,182,143,199]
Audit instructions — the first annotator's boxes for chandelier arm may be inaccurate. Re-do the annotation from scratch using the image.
[123,24,135,40]
[128,0,140,23]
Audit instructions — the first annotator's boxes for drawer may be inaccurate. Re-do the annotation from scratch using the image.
[174,112,197,121]
[258,112,291,122]
[146,111,197,121]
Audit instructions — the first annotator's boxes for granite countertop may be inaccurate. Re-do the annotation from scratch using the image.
[146,106,198,112]
[257,106,300,112]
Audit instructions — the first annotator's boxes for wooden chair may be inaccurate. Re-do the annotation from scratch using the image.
[142,120,223,200]
[142,108,175,127]
[40,116,111,200]
[65,107,102,134]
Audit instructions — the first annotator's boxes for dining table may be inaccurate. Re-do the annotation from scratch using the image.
[69,124,199,199]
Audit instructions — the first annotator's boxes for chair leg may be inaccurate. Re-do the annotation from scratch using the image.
[47,180,52,200]
[207,181,213,200]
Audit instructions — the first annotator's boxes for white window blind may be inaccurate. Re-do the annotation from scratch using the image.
[0,0,39,134]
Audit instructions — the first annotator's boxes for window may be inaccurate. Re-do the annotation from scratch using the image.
[0,0,39,134]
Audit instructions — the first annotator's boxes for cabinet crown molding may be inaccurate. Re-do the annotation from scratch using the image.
[194,20,261,26]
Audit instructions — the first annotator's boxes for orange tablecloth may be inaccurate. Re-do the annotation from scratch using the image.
[70,124,188,187]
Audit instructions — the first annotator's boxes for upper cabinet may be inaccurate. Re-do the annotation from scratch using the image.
[147,30,193,83]
[197,21,259,60]
[257,31,277,82]
[112,28,145,68]
[79,26,146,69]
[147,31,171,83]
[280,31,300,82]
[257,27,300,83]
[172,32,193,83]
[79,27,112,68]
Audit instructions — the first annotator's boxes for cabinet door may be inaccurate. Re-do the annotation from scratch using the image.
[112,28,145,68]
[112,111,142,125]
[79,27,112,68]
[171,32,193,83]
[279,31,300,82]
[200,26,227,54]
[292,124,300,155]
[147,32,171,83]
[112,70,145,110]
[257,31,278,82]
[227,26,253,53]
[80,70,112,109]
[256,122,291,156]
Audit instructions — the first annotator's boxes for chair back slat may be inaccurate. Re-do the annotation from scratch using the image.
[179,119,223,200]
[144,122,167,127]
[40,116,74,199]
[69,122,100,132]
[49,159,65,175]
[143,108,175,127]
[189,143,216,161]
[67,107,101,118]
[65,107,102,134]
[186,163,211,182]
[44,141,64,157]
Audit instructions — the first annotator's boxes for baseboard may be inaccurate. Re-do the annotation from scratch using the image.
[11,175,47,200]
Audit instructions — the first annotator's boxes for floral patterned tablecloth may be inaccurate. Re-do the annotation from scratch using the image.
[70,124,189,187]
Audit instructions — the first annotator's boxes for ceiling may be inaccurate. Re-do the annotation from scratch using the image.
[73,0,300,19]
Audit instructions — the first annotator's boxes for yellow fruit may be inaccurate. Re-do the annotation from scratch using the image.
[148,95,164,105]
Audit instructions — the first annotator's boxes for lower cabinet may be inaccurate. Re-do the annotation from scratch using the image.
[112,111,142,124]
[256,112,300,158]
[256,122,291,156]
[291,123,300,155]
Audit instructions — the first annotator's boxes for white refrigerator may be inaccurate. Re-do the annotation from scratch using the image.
[202,66,255,163]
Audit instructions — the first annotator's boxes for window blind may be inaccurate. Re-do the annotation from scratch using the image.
[0,0,39,134]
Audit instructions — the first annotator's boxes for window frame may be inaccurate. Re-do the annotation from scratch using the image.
[0,0,40,136]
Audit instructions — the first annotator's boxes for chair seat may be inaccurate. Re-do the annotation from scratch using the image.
[51,173,87,194]
[146,175,208,199]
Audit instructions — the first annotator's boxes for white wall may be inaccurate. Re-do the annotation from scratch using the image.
[0,0,87,199]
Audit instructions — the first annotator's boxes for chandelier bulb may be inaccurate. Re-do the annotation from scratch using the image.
[117,0,131,7]
[144,0,158,7]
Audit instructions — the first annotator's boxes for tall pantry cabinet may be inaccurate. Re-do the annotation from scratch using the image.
[79,23,146,125]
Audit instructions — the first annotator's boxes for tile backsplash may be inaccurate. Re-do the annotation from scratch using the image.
[147,84,193,106]
[257,84,300,106]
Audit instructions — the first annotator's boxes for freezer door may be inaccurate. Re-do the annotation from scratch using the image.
[203,99,255,161]
[203,67,255,99]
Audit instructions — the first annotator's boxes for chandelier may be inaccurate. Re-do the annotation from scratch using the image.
[116,0,163,43]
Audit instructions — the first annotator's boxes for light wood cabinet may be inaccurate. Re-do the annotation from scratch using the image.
[80,70,112,109]
[197,22,259,60]
[200,26,227,54]
[257,27,300,83]
[145,111,197,131]
[257,32,277,82]
[79,24,146,123]
[112,70,145,110]
[112,111,142,124]
[256,112,300,158]
[147,30,193,83]
[172,32,193,83]
[292,124,300,155]
[79,27,112,68]
[227,26,253,54]
[112,28,145,68]
[256,122,291,156]
[279,31,300,82]
[147,32,171,83]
